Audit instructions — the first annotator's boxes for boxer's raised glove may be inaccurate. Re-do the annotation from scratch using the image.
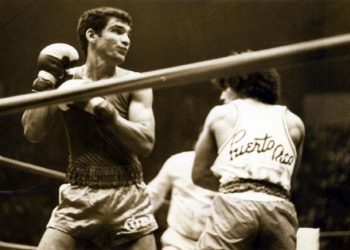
[32,43,79,92]
[57,79,106,115]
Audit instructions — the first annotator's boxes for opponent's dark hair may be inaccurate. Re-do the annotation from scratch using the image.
[218,68,281,104]
[77,7,132,55]
[215,51,281,104]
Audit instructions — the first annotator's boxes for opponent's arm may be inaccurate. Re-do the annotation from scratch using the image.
[94,88,155,157]
[192,109,220,191]
[293,134,305,184]
[286,110,306,184]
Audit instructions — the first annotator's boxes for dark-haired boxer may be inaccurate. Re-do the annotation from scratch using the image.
[192,64,305,250]
[22,6,157,250]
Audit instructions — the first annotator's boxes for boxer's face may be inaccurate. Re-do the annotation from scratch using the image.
[95,17,131,64]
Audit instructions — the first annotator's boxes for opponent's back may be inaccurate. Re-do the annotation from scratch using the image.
[211,98,304,192]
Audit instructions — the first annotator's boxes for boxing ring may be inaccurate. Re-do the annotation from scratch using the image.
[1,33,350,249]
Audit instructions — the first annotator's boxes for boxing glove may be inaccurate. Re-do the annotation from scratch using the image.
[93,100,118,125]
[32,43,79,92]
[57,79,105,114]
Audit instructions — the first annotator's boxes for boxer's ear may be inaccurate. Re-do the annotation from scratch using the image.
[86,28,98,43]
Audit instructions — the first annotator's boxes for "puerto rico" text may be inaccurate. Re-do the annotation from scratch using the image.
[230,129,294,165]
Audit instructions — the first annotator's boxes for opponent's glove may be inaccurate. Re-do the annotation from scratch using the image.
[57,79,106,115]
[32,43,79,92]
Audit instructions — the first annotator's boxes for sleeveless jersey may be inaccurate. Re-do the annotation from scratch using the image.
[62,66,143,187]
[211,99,297,192]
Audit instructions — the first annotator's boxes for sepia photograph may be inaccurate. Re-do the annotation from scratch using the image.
[0,0,349,249]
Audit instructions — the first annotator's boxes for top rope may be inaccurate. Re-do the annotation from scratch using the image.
[0,33,350,115]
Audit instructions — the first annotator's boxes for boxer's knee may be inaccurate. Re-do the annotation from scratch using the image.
[37,228,76,250]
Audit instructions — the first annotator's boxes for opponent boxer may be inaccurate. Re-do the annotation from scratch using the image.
[192,65,305,249]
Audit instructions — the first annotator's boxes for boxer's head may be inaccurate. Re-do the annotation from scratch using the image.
[77,7,132,56]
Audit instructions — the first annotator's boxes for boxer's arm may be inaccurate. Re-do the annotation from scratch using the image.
[96,88,155,158]
[22,106,60,143]
[22,43,78,143]
[286,110,305,184]
[192,109,220,191]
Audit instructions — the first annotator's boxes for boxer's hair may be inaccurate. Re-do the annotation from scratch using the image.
[213,51,281,104]
[216,68,281,104]
[77,7,132,55]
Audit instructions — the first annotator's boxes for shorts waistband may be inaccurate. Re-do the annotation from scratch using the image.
[219,178,290,200]
[66,163,143,188]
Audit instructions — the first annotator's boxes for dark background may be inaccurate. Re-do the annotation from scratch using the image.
[0,0,349,249]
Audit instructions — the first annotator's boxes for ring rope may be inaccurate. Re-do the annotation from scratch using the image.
[320,231,350,237]
[0,33,350,115]
[0,155,65,181]
[0,241,36,250]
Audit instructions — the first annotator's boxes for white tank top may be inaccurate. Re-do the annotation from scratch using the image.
[211,99,297,191]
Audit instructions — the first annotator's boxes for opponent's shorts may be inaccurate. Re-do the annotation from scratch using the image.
[161,227,198,250]
[47,182,158,248]
[196,193,298,250]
